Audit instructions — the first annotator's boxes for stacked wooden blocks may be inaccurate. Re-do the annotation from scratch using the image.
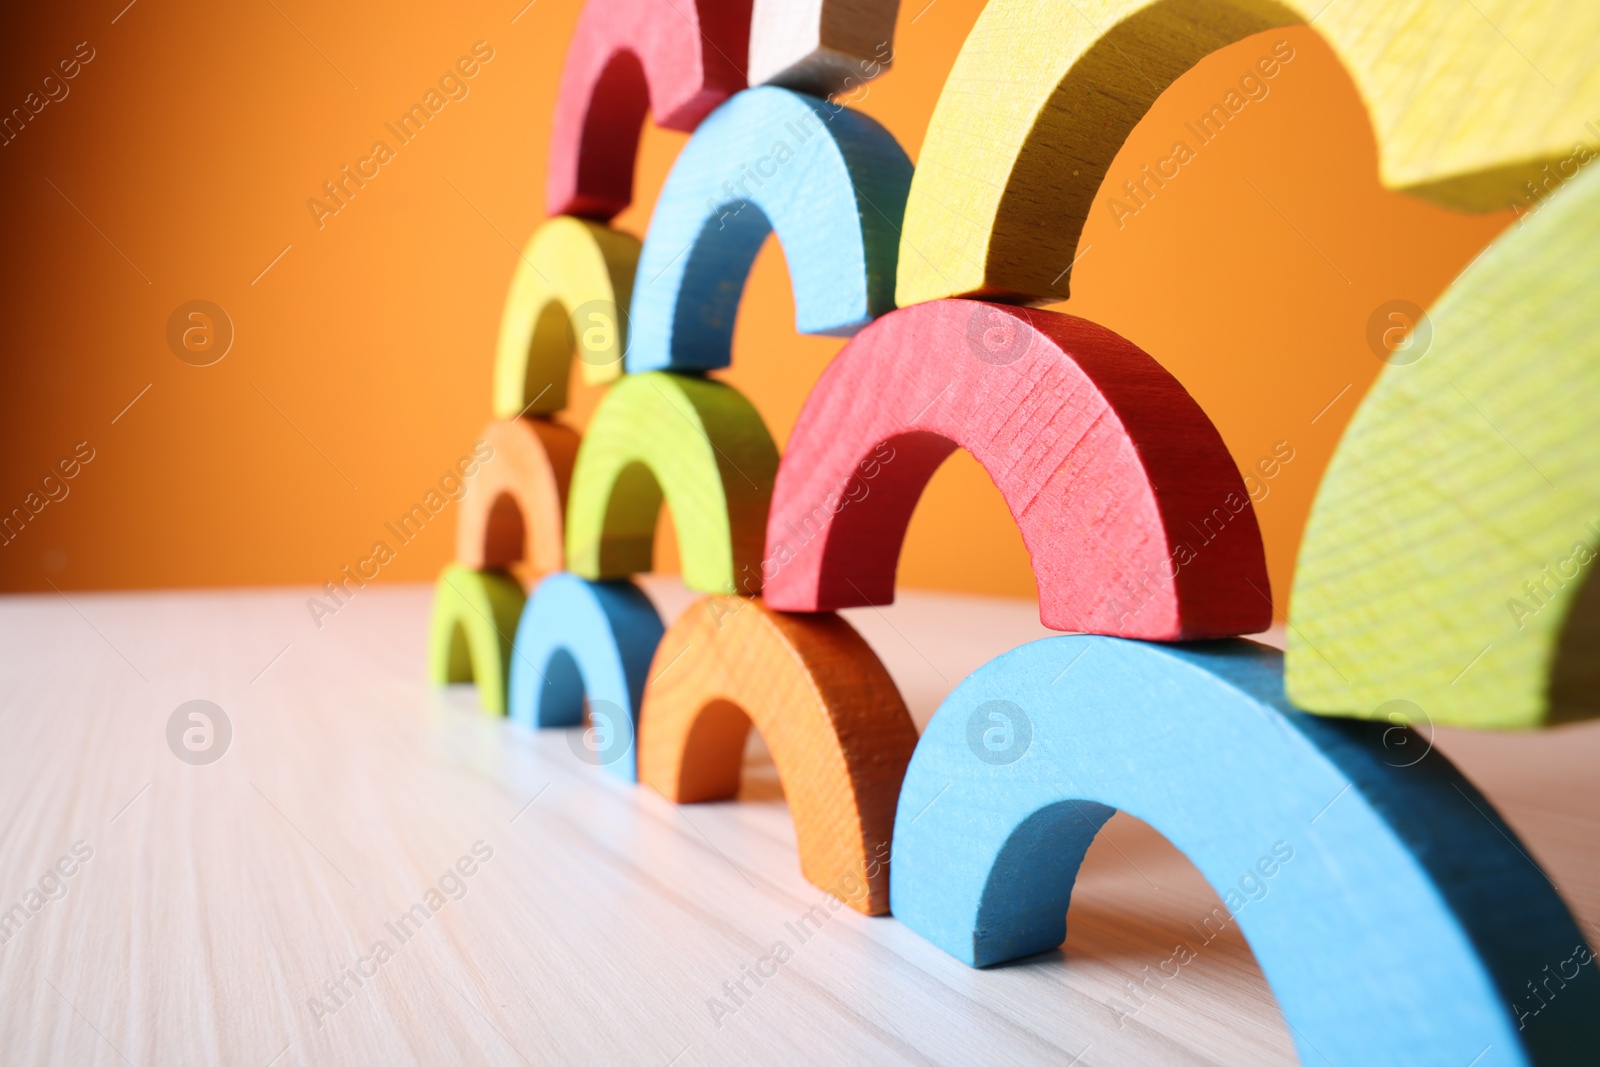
[426,0,1600,1061]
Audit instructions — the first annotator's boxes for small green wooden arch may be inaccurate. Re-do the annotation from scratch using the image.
[427,563,526,715]
[564,372,779,595]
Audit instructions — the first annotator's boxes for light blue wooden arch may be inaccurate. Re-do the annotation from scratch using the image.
[890,635,1598,1065]
[625,86,912,373]
[508,571,664,781]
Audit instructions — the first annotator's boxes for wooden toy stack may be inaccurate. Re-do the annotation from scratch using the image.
[428,0,1600,1060]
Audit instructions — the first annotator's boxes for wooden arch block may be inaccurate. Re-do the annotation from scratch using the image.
[426,564,527,715]
[493,217,640,418]
[455,417,581,584]
[747,0,899,97]
[626,87,912,374]
[895,0,1600,306]
[564,372,779,595]
[546,0,750,220]
[508,572,665,781]
[891,635,1599,1063]
[763,300,1269,639]
[1287,165,1600,729]
[638,595,918,914]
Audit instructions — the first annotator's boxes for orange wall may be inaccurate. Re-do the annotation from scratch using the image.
[0,1,1508,610]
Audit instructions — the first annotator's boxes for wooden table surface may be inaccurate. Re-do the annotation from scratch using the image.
[1,580,1595,1066]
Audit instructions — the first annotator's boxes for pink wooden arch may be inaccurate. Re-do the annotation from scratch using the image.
[546,0,749,220]
[761,301,1271,640]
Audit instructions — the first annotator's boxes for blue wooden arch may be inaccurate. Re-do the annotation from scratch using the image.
[625,86,912,373]
[508,571,664,781]
[890,635,1598,1065]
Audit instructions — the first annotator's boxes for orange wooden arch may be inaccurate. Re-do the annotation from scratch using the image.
[455,417,580,584]
[638,595,917,914]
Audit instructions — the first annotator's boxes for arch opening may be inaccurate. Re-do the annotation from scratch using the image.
[596,460,667,576]
[481,492,529,571]
[674,698,754,802]
[570,48,651,218]
[524,300,575,410]
[442,620,473,683]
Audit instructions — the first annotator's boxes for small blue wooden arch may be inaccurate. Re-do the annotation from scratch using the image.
[625,86,912,374]
[890,635,1598,1065]
[508,571,664,781]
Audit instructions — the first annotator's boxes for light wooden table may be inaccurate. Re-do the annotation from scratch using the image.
[1,581,1595,1065]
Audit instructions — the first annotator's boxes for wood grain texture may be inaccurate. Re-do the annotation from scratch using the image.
[455,417,580,585]
[492,217,639,418]
[894,0,1600,307]
[5,583,1600,1064]
[1286,164,1600,729]
[508,572,664,781]
[638,595,918,915]
[564,372,779,595]
[747,0,899,97]
[625,87,912,374]
[763,300,1270,639]
[546,0,750,220]
[892,634,1599,1065]
[426,564,527,715]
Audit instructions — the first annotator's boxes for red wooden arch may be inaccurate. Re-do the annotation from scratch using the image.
[761,300,1271,640]
[546,0,750,220]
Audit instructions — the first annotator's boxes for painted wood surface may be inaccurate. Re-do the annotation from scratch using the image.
[7,584,1600,1063]
[747,0,899,97]
[894,0,1600,307]
[455,417,580,584]
[762,300,1270,639]
[891,634,1599,1064]
[564,372,779,595]
[426,564,527,715]
[625,87,912,374]
[492,217,639,418]
[507,572,664,781]
[638,595,917,915]
[545,0,750,220]
[1286,163,1600,729]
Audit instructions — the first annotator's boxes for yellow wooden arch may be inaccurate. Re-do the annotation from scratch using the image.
[896,0,1600,306]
